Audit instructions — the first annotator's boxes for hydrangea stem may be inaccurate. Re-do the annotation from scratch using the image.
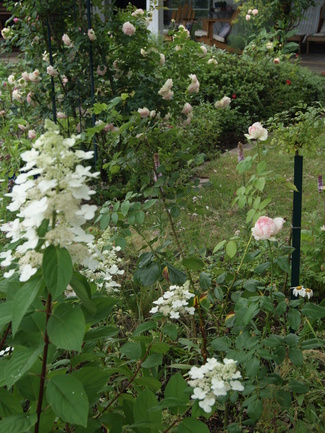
[34,292,52,433]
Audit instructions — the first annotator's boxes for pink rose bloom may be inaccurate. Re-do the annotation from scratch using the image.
[88,29,96,41]
[182,102,193,115]
[0,110,5,116]
[18,124,28,131]
[200,45,207,56]
[138,107,150,118]
[245,122,268,141]
[158,79,174,100]
[215,96,231,109]
[122,21,136,36]
[252,216,285,241]
[28,129,37,139]
[248,9,252,14]
[246,14,251,21]
[62,33,72,46]
[252,9,258,15]
[12,89,23,102]
[273,57,280,64]
[96,65,107,76]
[13,18,20,23]
[27,92,33,104]
[21,72,30,81]
[29,69,41,82]
[131,8,144,16]
[47,65,58,77]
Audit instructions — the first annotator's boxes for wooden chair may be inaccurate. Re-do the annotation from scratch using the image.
[171,4,195,28]
[196,7,242,54]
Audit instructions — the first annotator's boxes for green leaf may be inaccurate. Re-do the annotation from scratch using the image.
[143,199,157,210]
[199,272,212,289]
[241,302,260,326]
[121,200,130,216]
[288,309,301,330]
[69,272,96,314]
[73,367,111,404]
[254,262,270,274]
[141,353,163,368]
[301,303,325,320]
[210,336,232,351]
[133,390,162,433]
[212,240,226,253]
[246,208,256,224]
[43,245,73,299]
[166,264,187,285]
[177,418,210,433]
[133,377,162,391]
[288,348,303,366]
[0,301,12,329]
[134,262,161,286]
[12,276,43,335]
[246,398,263,421]
[162,323,178,341]
[135,210,145,225]
[226,240,237,258]
[182,256,204,271]
[5,345,43,388]
[47,304,85,352]
[133,321,157,337]
[274,390,292,409]
[120,342,143,360]
[289,379,309,394]
[164,373,189,415]
[0,413,37,433]
[276,256,290,273]
[46,375,89,427]
[0,388,23,417]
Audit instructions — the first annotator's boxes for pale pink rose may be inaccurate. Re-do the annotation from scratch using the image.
[158,79,174,100]
[182,102,193,115]
[88,29,96,41]
[252,216,285,241]
[28,129,37,139]
[215,96,231,109]
[208,58,218,65]
[178,25,190,38]
[252,9,258,15]
[150,110,156,118]
[131,8,144,16]
[122,21,136,36]
[8,75,15,85]
[141,48,147,56]
[18,124,28,131]
[96,65,107,76]
[62,33,72,46]
[160,53,165,65]
[47,65,58,77]
[273,57,280,64]
[12,89,23,102]
[187,74,200,93]
[13,17,20,23]
[57,111,67,119]
[245,122,268,141]
[21,72,30,81]
[0,110,5,116]
[248,9,252,14]
[29,69,41,82]
[246,14,251,21]
[200,45,207,56]
[27,92,33,104]
[138,107,150,118]
[183,112,193,126]
[62,75,68,84]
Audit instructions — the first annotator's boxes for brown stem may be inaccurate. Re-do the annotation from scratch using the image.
[162,406,192,433]
[94,342,153,419]
[0,322,11,351]
[34,293,52,433]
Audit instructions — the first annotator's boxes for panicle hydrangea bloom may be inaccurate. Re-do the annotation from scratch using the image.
[0,120,100,282]
[80,227,124,293]
[188,358,244,413]
[149,281,195,319]
[291,286,313,299]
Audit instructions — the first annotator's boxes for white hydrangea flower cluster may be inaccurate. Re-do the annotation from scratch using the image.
[0,120,100,282]
[188,357,244,413]
[80,227,124,293]
[291,286,313,299]
[149,281,195,319]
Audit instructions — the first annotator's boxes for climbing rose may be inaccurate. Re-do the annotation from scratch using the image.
[88,29,96,41]
[122,21,136,36]
[274,57,280,64]
[215,96,231,109]
[252,216,285,241]
[138,107,150,118]
[62,33,73,46]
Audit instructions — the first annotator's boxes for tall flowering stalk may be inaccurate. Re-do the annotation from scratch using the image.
[0,120,100,281]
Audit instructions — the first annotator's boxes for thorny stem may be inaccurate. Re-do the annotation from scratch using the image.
[94,342,153,420]
[34,292,52,433]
